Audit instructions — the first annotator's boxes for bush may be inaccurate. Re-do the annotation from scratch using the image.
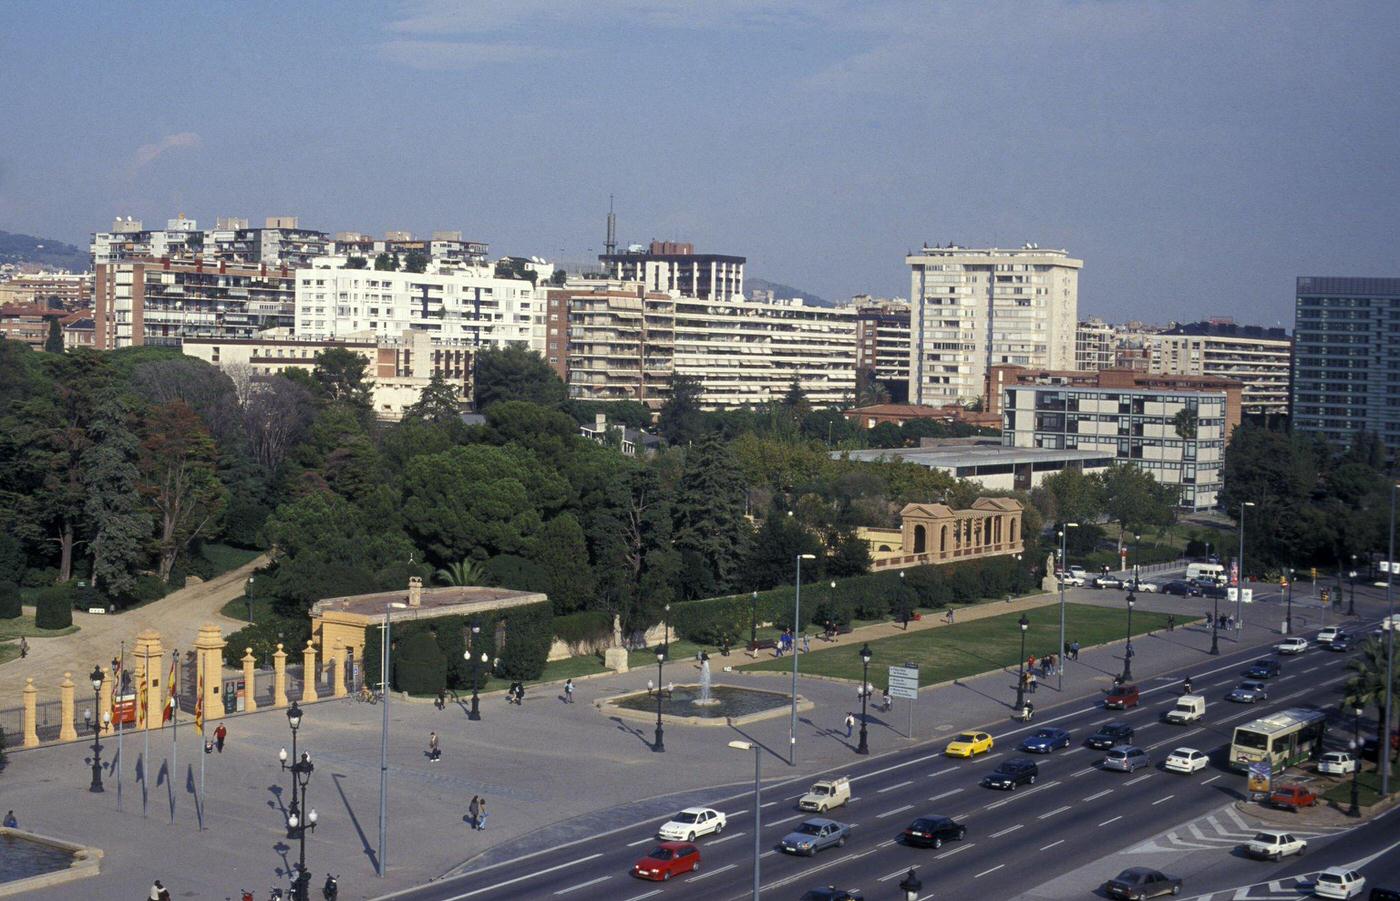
[497,602,553,681]
[221,616,312,669]
[34,584,74,629]
[394,631,447,694]
[112,575,165,609]
[553,611,612,653]
[20,567,58,588]
[0,534,26,587]
[0,581,20,619]
[360,602,553,691]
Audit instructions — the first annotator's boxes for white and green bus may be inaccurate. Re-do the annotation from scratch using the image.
[1229,707,1327,772]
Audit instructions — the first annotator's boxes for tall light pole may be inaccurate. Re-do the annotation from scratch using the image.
[377,600,405,878]
[1015,614,1030,712]
[1237,501,1255,632]
[287,751,317,901]
[727,740,761,900]
[1349,554,1357,616]
[790,553,816,766]
[653,645,666,753]
[279,700,303,837]
[1286,567,1295,635]
[1122,593,1136,682]
[1383,482,1396,797]
[856,643,872,755]
[467,620,482,721]
[750,590,758,650]
[1058,523,1077,690]
[1209,580,1220,656]
[246,575,255,624]
[88,665,105,793]
[1348,704,1363,817]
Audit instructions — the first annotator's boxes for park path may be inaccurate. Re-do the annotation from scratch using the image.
[0,554,266,705]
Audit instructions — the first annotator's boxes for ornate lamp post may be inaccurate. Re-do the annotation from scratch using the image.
[1286,567,1295,635]
[653,645,666,753]
[279,700,304,837]
[856,643,872,755]
[1058,523,1077,689]
[1015,614,1030,712]
[88,665,105,793]
[287,751,317,901]
[1348,705,1363,817]
[1122,593,1136,682]
[790,553,816,766]
[467,620,483,721]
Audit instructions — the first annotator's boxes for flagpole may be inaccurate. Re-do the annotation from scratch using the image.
[195,671,205,832]
[170,650,178,822]
[142,657,150,818]
[198,739,205,832]
[115,641,124,811]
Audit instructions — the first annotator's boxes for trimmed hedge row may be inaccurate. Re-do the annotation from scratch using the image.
[1079,542,1181,572]
[34,585,73,630]
[552,610,612,652]
[670,555,1035,646]
[361,601,553,692]
[0,581,20,619]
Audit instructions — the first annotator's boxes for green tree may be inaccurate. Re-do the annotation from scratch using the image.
[827,528,872,577]
[743,509,825,589]
[393,630,446,694]
[435,559,486,587]
[529,513,597,613]
[1100,463,1177,537]
[345,256,368,270]
[658,374,705,445]
[403,251,428,273]
[43,318,63,353]
[1172,407,1199,439]
[473,345,567,410]
[1031,467,1105,526]
[311,348,374,411]
[82,387,149,597]
[373,252,395,271]
[405,372,463,424]
[139,401,228,582]
[0,580,20,619]
[674,433,751,596]
[1343,636,1400,768]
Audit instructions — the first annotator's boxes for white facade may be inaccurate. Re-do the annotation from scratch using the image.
[908,245,1081,405]
[1075,319,1117,370]
[294,261,546,353]
[1150,332,1292,417]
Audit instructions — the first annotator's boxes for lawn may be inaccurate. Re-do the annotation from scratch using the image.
[219,595,279,623]
[0,614,80,665]
[1322,768,1396,809]
[199,543,262,577]
[739,603,1174,686]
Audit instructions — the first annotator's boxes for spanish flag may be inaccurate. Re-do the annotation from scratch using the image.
[137,667,148,726]
[162,655,177,723]
[194,673,204,735]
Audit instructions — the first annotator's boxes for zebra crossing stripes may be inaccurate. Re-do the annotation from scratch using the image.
[1130,805,1346,854]
[1185,870,1320,900]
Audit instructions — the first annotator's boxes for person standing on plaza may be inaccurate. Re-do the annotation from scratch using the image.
[428,731,440,763]
[476,797,488,830]
[844,712,855,738]
[468,795,480,828]
[802,633,810,654]
[3,810,16,828]
[213,722,227,753]
[150,880,172,901]
[564,678,575,703]
[18,637,27,659]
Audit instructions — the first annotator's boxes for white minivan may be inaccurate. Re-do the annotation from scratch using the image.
[1186,562,1226,583]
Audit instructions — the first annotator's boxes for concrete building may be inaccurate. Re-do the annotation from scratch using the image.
[599,241,744,301]
[1000,379,1231,510]
[0,304,60,347]
[0,271,93,308]
[93,258,296,349]
[204,217,331,268]
[1074,318,1117,371]
[1150,320,1291,417]
[908,244,1081,406]
[858,497,1026,571]
[836,441,1110,492]
[1292,276,1400,447]
[840,403,1001,430]
[851,297,911,398]
[552,279,674,406]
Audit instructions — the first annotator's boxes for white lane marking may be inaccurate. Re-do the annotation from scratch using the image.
[928,788,964,802]
[760,850,777,858]
[1040,838,1065,851]
[1152,794,1175,805]
[443,853,604,900]
[769,813,803,826]
[975,864,1005,878]
[626,837,653,847]
[1125,772,1155,785]
[1098,815,1123,827]
[927,769,950,778]
[878,780,914,793]
[990,824,1023,838]
[555,876,610,896]
[708,831,745,846]
[685,863,736,883]
[1071,766,1098,777]
[935,843,973,859]
[1039,805,1072,819]
[878,865,921,882]
[621,892,661,901]
[877,804,915,819]
[1177,728,1203,741]
[1202,775,1222,785]
[760,801,778,808]
[1082,789,1113,801]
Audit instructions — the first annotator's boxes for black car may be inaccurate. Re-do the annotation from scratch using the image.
[1325,634,1352,652]
[981,757,1039,790]
[1087,722,1135,750]
[1103,867,1184,900]
[800,889,865,901]
[1246,659,1282,679]
[1198,583,1228,600]
[900,815,967,848]
[1162,580,1201,597]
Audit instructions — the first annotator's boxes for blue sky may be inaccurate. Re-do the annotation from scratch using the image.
[2,1,1397,324]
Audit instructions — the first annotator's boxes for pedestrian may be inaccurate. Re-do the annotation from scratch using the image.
[881,690,891,712]
[18,637,27,659]
[564,678,575,703]
[515,683,525,705]
[213,722,227,753]
[1071,641,1080,660]
[428,731,440,763]
[802,633,810,654]
[3,810,16,828]
[435,688,446,711]
[1167,614,1175,632]
[1028,672,1037,694]
[150,880,172,901]
[468,795,480,828]
[1028,653,1037,672]
[844,712,855,738]
[476,797,488,830]
[901,609,911,631]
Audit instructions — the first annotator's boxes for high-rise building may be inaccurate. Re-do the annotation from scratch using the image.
[1074,318,1116,370]
[0,272,93,308]
[907,244,1081,405]
[1149,320,1291,418]
[553,279,674,406]
[599,241,744,301]
[1292,276,1400,447]
[850,296,911,399]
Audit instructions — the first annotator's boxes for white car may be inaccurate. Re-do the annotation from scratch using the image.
[1164,747,1210,773]
[1134,581,1160,593]
[657,807,726,842]
[1276,637,1309,655]
[1058,574,1085,587]
[1313,867,1365,899]
[1318,751,1356,775]
[1245,829,1307,860]
[1317,626,1342,645]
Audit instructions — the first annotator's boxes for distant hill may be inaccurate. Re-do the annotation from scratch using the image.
[747,277,832,307]
[0,230,88,271]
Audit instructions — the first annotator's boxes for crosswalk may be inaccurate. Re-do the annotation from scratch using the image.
[1129,805,1348,854]
[1187,872,1322,900]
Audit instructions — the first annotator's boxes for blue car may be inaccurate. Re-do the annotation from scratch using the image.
[1019,727,1072,754]
[780,818,852,856]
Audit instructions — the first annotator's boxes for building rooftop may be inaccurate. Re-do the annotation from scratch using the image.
[311,585,547,622]
[834,444,1110,468]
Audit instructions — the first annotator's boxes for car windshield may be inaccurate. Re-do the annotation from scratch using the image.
[647,848,674,860]
[1234,729,1268,751]
[1033,730,1055,739]
[797,823,825,836]
[955,733,978,742]
[1116,871,1147,884]
[912,818,944,829]
[672,812,700,824]
[1252,833,1278,843]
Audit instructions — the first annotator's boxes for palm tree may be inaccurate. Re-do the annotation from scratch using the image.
[435,559,486,587]
[1343,635,1400,767]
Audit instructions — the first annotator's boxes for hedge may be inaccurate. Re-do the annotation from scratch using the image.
[1079,543,1181,572]
[670,555,1035,646]
[362,601,552,691]
[395,631,447,694]
[0,581,20,619]
[553,611,612,652]
[221,615,313,669]
[34,584,74,630]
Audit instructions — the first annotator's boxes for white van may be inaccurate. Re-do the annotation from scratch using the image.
[1186,562,1225,584]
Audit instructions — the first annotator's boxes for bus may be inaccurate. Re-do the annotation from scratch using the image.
[1229,707,1327,772]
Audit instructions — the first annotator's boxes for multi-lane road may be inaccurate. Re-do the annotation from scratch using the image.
[387,610,1395,901]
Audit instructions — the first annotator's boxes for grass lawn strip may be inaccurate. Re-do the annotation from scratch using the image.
[738,603,1174,687]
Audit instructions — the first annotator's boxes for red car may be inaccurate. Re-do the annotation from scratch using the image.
[1105,684,1140,709]
[632,842,700,881]
[1267,784,1318,811]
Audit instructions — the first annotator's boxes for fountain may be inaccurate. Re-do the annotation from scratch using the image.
[0,829,103,894]
[601,650,815,726]
[693,653,719,706]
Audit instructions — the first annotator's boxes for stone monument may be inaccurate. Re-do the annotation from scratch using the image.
[604,613,629,674]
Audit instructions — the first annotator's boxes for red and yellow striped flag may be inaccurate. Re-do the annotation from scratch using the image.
[137,667,148,726]
[194,674,205,735]
[162,655,177,723]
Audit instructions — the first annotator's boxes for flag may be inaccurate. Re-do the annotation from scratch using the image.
[138,665,148,726]
[194,673,205,735]
[162,655,177,723]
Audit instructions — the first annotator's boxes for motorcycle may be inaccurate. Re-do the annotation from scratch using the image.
[323,874,339,901]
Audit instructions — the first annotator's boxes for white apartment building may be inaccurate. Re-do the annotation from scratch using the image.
[908,244,1081,405]
[294,260,546,354]
[1149,323,1292,417]
[1001,383,1227,510]
[1074,318,1116,370]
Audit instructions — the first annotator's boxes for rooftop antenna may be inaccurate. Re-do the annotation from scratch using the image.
[604,195,616,257]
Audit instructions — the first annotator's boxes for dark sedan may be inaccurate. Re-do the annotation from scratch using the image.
[1162,580,1202,597]
[900,815,967,848]
[981,758,1039,790]
[799,890,865,901]
[1245,659,1282,679]
[1087,722,1135,750]
[1103,867,1184,900]
[1019,727,1072,753]
[1325,634,1352,652]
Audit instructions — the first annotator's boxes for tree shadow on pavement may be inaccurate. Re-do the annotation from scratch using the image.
[331,771,381,872]
[608,715,654,750]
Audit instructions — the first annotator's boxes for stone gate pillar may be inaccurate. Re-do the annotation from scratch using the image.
[330,638,346,698]
[301,640,318,703]
[194,624,226,720]
[59,672,78,742]
[272,643,288,707]
[241,648,258,713]
[133,630,165,730]
[22,678,39,747]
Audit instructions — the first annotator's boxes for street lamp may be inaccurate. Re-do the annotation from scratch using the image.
[750,590,758,650]
[1210,583,1221,656]
[1237,501,1255,632]
[286,750,317,901]
[246,575,255,624]
[1015,614,1030,713]
[727,740,761,900]
[653,645,666,753]
[1348,705,1363,817]
[280,700,304,837]
[466,621,483,721]
[856,644,872,755]
[1286,567,1295,635]
[1058,523,1078,689]
[88,665,104,793]
[1122,593,1136,682]
[1383,482,1397,797]
[790,553,817,767]
[1349,554,1357,616]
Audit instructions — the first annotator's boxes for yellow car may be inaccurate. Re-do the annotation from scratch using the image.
[944,731,994,758]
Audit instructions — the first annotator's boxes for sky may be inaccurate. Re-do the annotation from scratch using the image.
[2,0,1398,326]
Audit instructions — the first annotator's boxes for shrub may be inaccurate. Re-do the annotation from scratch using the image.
[113,575,165,609]
[20,567,58,588]
[0,581,21,619]
[394,631,446,694]
[0,534,26,587]
[34,584,74,630]
[497,602,553,681]
[221,617,312,669]
[553,611,612,653]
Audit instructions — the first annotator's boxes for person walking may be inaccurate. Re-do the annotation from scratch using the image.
[17,637,27,659]
[801,633,810,654]
[881,690,892,713]
[475,797,488,830]
[428,731,440,763]
[150,880,172,901]
[564,679,575,703]
[1028,672,1037,694]
[435,688,446,711]
[1167,614,1175,632]
[213,722,227,753]
[1070,641,1080,661]
[1027,653,1037,672]
[3,810,16,828]
[468,795,480,829]
[844,712,855,738]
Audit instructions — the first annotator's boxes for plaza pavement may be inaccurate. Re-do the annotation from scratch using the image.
[0,572,1364,901]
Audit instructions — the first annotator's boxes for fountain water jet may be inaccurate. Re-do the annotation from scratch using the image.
[693,653,719,706]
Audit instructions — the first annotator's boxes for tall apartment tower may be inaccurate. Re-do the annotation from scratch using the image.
[1292,276,1400,447]
[907,244,1081,405]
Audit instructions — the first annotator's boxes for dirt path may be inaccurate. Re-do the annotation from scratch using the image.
[0,554,267,705]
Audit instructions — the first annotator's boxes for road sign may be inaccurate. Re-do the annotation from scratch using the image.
[1227,587,1254,603]
[887,665,920,700]
[1229,561,1239,586]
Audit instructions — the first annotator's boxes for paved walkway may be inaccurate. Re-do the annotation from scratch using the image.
[0,555,266,703]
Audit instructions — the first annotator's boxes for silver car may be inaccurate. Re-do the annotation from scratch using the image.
[1227,680,1269,703]
[1103,745,1150,772]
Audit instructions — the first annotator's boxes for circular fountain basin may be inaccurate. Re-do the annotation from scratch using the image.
[599,683,813,726]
